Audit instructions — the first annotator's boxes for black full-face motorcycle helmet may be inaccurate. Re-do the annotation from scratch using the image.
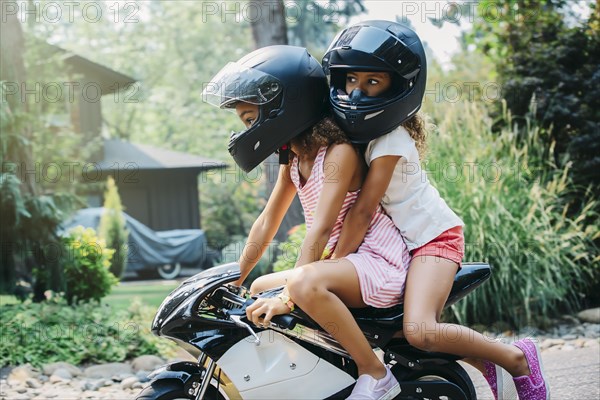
[322,20,427,143]
[203,45,328,172]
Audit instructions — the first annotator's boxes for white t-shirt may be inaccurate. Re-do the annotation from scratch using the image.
[365,126,464,251]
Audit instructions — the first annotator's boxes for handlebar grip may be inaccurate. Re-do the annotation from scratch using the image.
[271,314,297,330]
[239,298,298,330]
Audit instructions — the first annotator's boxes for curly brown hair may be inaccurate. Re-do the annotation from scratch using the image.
[288,114,430,161]
[289,116,349,158]
[402,112,430,159]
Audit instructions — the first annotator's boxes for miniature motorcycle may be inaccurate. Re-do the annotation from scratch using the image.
[136,261,491,399]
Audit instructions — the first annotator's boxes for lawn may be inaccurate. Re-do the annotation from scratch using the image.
[102,280,179,312]
[0,280,179,311]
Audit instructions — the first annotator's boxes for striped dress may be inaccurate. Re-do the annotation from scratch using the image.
[290,146,410,307]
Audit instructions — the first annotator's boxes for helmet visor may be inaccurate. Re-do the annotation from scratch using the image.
[323,25,420,79]
[202,62,283,109]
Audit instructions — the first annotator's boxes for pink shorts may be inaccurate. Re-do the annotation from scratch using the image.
[410,226,464,265]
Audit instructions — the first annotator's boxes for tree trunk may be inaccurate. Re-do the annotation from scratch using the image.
[250,0,288,48]
[262,154,304,243]
[250,1,303,243]
[1,7,35,195]
[0,11,31,293]
[1,10,63,298]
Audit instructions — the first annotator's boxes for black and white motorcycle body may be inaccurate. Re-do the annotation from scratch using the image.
[136,262,491,400]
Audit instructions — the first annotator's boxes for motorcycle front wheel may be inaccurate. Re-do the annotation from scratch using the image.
[135,378,225,400]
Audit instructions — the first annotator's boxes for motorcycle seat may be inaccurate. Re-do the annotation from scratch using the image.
[269,262,491,333]
[350,262,491,330]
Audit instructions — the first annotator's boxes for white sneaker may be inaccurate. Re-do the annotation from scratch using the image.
[346,366,401,400]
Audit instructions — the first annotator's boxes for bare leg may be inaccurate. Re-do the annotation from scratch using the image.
[287,259,387,379]
[250,270,295,295]
[403,256,530,377]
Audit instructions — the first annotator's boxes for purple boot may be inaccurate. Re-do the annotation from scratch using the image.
[512,338,550,400]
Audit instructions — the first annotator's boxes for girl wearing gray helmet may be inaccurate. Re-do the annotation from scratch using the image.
[323,20,549,400]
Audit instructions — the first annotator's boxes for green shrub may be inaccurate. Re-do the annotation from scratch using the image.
[61,226,118,305]
[99,176,129,278]
[200,176,264,251]
[273,224,306,273]
[428,100,599,327]
[221,237,278,286]
[469,0,600,187]
[0,298,175,367]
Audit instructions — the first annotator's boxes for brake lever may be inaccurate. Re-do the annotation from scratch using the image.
[229,314,261,346]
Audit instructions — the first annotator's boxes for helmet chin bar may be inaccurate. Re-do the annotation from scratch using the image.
[338,89,390,107]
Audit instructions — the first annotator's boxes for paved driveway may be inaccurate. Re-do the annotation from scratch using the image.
[463,346,600,399]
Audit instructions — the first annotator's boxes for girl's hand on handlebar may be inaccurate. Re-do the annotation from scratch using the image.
[246,297,290,327]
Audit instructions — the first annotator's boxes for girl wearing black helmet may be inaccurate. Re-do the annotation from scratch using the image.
[324,21,550,400]
[204,45,411,400]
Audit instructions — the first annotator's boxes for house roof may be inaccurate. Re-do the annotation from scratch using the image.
[44,42,137,95]
[97,139,227,171]
[62,53,137,94]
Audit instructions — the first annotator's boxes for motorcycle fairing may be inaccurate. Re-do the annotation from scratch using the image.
[152,263,250,360]
[217,331,355,399]
[152,262,241,335]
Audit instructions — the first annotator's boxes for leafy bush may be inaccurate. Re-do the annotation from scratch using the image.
[221,238,279,286]
[61,226,118,305]
[428,100,599,327]
[0,298,175,367]
[99,176,129,278]
[469,0,600,187]
[200,176,265,251]
[273,224,307,272]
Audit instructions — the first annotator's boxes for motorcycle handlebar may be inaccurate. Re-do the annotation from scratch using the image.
[225,296,298,331]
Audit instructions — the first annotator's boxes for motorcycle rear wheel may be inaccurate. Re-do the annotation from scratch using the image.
[135,378,225,400]
[397,362,477,400]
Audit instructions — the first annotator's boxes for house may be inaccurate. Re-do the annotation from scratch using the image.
[93,139,225,230]
[55,45,226,230]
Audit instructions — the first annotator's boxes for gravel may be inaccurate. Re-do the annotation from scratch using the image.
[1,313,598,400]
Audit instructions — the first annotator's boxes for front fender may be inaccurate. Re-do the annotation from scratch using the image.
[147,361,203,385]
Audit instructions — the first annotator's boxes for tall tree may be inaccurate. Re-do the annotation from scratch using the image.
[1,6,34,195]
[0,10,65,297]
[249,0,304,243]
[286,0,365,51]
[250,0,289,47]
[0,9,30,293]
